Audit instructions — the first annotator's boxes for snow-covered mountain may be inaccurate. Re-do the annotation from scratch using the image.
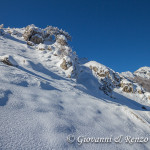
[134,67,150,79]
[121,67,150,93]
[121,67,150,80]
[0,24,150,150]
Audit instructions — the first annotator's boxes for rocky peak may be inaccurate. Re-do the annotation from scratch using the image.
[134,66,150,79]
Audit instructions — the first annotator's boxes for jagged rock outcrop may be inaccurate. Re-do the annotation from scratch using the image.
[43,26,71,41]
[23,25,76,77]
[77,61,119,95]
[23,24,71,45]
[79,61,149,97]
[87,62,121,94]
[23,25,43,44]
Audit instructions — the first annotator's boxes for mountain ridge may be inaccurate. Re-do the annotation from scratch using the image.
[0,24,150,150]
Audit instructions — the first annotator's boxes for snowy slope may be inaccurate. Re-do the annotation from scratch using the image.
[0,25,150,150]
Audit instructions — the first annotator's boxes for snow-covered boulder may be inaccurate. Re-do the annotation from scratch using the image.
[27,41,35,46]
[37,43,47,50]
[60,58,72,70]
[0,55,18,66]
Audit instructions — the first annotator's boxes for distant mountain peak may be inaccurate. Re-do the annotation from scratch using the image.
[134,66,150,79]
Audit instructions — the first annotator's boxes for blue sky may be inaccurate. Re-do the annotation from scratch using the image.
[0,0,150,72]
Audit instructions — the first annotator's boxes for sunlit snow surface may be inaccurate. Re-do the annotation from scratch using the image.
[0,28,150,150]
